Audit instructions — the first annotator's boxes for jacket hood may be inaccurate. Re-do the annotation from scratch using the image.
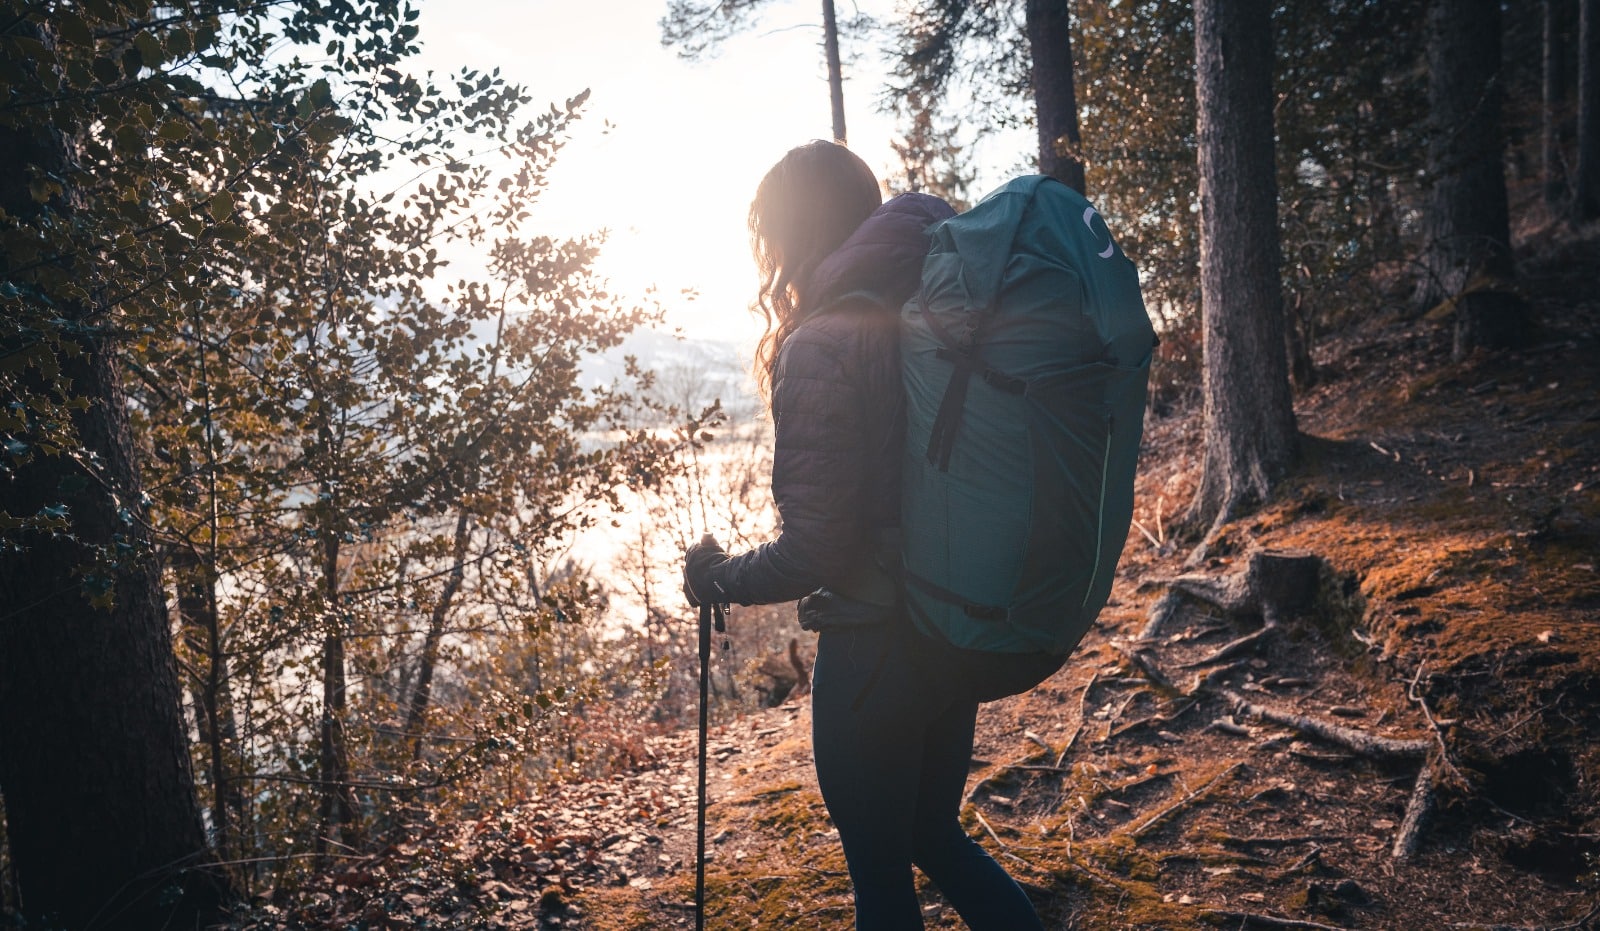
[807,192,956,313]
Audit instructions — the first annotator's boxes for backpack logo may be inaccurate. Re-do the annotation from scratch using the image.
[1082,206,1116,259]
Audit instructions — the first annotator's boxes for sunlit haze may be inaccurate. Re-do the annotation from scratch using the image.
[412,0,907,346]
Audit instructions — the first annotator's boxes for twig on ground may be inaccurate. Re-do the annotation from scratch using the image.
[1190,660,1252,695]
[1106,769,1174,799]
[1055,671,1099,767]
[1275,844,1324,878]
[1107,698,1198,742]
[972,809,1008,850]
[1103,689,1144,733]
[1217,833,1348,848]
[1449,897,1600,931]
[1129,762,1246,840]
[1113,641,1180,693]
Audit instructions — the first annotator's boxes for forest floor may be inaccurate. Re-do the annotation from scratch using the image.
[244,226,1600,930]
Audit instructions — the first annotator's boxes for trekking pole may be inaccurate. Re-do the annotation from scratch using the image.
[694,533,729,930]
[695,595,711,931]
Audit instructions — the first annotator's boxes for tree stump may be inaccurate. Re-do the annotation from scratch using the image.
[1143,549,1325,665]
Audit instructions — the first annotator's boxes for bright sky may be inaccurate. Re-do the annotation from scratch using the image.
[411,0,912,345]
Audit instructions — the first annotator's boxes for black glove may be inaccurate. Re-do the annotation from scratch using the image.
[683,536,730,607]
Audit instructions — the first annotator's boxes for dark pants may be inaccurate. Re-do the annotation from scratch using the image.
[811,620,1063,930]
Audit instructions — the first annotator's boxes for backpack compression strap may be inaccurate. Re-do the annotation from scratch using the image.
[913,182,1040,472]
[905,568,1009,622]
[917,303,1027,472]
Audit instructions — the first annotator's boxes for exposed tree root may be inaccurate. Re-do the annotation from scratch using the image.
[1138,590,1186,641]
[1180,616,1281,668]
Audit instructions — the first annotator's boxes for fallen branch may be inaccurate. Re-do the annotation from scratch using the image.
[1391,762,1437,861]
[1130,762,1245,840]
[1204,910,1348,930]
[1219,689,1431,762]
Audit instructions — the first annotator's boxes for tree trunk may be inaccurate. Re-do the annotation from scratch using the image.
[1576,0,1600,219]
[1545,0,1572,211]
[404,510,472,762]
[822,0,847,143]
[0,35,217,928]
[1025,0,1086,193]
[1416,0,1520,356]
[316,530,360,856]
[171,542,243,864]
[1187,0,1298,537]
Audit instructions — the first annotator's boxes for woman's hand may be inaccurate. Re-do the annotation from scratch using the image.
[682,535,730,607]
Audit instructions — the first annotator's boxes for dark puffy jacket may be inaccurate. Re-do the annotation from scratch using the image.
[712,193,956,607]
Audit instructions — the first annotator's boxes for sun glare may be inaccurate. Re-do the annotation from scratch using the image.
[412,0,906,344]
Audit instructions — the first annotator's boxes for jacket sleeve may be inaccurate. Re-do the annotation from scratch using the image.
[711,325,866,606]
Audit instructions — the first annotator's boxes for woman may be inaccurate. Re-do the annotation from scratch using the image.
[682,140,1063,930]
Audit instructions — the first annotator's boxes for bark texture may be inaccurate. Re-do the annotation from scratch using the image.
[1577,0,1600,219]
[822,0,847,143]
[1417,0,1520,356]
[1025,0,1085,193]
[1188,0,1297,535]
[1545,0,1571,211]
[0,37,214,928]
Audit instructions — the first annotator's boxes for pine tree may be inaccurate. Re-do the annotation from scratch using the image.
[1025,0,1085,192]
[1187,0,1298,537]
[1416,0,1521,357]
[1575,0,1600,219]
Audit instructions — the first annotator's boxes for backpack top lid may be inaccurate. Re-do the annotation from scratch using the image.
[918,174,1154,376]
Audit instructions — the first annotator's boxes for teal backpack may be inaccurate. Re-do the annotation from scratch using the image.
[900,175,1156,655]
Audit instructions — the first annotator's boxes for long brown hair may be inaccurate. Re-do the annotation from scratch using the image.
[749,141,882,403]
